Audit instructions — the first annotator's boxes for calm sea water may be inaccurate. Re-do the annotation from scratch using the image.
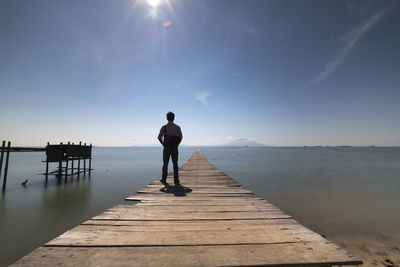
[1,146,399,265]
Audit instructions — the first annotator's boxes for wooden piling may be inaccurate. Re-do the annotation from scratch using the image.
[0,141,5,181]
[2,141,11,192]
[71,143,74,176]
[45,142,49,182]
[13,149,362,266]
[65,142,70,180]
[77,142,81,178]
[83,143,86,175]
[89,143,92,175]
[58,142,63,178]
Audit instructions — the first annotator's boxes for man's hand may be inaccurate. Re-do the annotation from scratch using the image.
[158,136,165,147]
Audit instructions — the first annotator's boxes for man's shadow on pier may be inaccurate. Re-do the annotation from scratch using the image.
[159,183,192,197]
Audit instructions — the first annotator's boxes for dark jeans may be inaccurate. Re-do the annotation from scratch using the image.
[162,146,179,181]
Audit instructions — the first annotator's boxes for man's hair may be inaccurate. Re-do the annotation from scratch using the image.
[166,112,175,121]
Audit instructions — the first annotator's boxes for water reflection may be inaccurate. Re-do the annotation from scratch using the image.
[43,172,91,188]
[41,177,91,211]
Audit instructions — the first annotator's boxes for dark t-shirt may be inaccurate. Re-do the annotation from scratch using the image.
[158,122,182,149]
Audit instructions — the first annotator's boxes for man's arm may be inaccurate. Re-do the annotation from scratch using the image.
[158,126,165,146]
[177,127,183,146]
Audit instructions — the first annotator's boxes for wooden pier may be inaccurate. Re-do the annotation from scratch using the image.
[13,149,362,266]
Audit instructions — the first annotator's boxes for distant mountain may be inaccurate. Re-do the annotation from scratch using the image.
[225,138,269,147]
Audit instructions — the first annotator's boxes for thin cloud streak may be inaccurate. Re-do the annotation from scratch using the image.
[194,91,210,105]
[304,5,391,89]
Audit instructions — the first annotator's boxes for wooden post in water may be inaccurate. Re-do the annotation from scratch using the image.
[58,142,63,178]
[71,142,74,176]
[45,142,50,182]
[65,142,70,181]
[0,141,5,181]
[2,141,11,192]
[77,141,81,178]
[89,143,92,175]
[83,143,86,175]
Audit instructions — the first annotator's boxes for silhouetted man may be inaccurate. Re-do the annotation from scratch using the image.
[158,112,182,185]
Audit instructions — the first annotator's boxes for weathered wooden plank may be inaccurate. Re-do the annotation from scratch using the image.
[125,193,262,201]
[53,223,313,235]
[162,177,234,182]
[172,180,236,184]
[175,177,235,181]
[147,184,244,189]
[148,181,242,186]
[13,243,362,267]
[99,209,286,218]
[137,187,253,194]
[107,204,279,212]
[46,228,322,246]
[129,197,269,202]
[176,172,227,176]
[134,201,272,207]
[82,218,298,227]
[92,210,292,221]
[105,208,282,214]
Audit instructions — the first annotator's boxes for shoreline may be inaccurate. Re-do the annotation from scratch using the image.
[332,236,399,266]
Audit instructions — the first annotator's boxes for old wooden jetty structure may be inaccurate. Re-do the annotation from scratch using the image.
[0,141,92,191]
[44,142,93,180]
[13,149,362,266]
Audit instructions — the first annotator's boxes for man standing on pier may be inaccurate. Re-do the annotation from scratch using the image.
[158,112,183,185]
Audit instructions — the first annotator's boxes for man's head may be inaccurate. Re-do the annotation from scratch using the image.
[166,111,175,122]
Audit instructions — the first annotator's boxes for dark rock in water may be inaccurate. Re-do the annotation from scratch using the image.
[321,233,326,238]
[21,179,28,186]
[385,258,394,263]
[383,258,394,267]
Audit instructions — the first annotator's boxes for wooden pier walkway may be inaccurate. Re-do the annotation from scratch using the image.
[14,149,362,266]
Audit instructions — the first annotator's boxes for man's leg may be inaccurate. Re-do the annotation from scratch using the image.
[171,147,179,184]
[161,148,171,181]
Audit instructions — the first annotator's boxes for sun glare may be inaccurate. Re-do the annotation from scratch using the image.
[140,0,176,20]
[147,0,161,7]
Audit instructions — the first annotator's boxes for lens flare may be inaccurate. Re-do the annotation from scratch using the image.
[163,21,172,27]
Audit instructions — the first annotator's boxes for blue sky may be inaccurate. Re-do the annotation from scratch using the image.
[1,0,399,146]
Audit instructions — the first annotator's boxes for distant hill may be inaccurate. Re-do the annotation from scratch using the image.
[225,138,269,147]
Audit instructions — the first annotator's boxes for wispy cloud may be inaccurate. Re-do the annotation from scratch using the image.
[194,91,210,105]
[304,5,392,89]
[242,26,259,37]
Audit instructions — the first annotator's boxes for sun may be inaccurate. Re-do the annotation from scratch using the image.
[140,0,175,20]
[147,0,161,7]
